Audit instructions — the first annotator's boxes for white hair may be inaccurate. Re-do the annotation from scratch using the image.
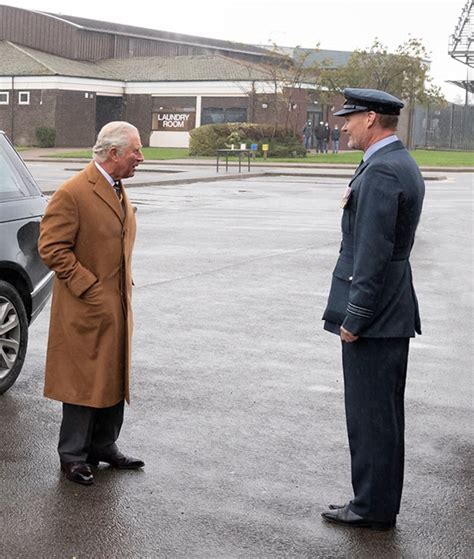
[93,121,138,162]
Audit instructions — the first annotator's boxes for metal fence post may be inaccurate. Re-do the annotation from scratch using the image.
[449,103,455,150]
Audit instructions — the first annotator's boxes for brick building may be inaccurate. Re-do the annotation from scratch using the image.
[0,6,314,147]
[0,5,358,148]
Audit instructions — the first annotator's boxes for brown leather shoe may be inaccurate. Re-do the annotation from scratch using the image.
[61,461,94,485]
[89,451,144,470]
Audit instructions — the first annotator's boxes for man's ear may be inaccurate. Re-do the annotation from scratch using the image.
[366,111,377,128]
[109,147,118,160]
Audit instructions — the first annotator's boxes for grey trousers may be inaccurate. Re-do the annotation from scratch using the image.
[58,400,124,463]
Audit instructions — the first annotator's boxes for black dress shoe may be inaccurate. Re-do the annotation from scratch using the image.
[61,461,94,485]
[328,503,346,510]
[322,504,394,531]
[89,451,144,470]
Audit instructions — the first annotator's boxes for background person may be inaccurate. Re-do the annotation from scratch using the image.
[303,120,313,150]
[321,88,425,530]
[315,121,326,153]
[323,122,331,153]
[38,121,144,486]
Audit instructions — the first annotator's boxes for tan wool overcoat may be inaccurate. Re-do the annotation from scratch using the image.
[38,162,137,408]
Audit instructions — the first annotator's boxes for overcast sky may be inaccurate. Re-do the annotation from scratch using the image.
[3,0,471,102]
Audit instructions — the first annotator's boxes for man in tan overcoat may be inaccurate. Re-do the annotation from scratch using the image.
[39,121,144,485]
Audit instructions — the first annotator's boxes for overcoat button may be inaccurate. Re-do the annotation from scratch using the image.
[348,276,353,280]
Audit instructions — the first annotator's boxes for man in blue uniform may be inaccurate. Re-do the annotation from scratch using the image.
[321,88,425,530]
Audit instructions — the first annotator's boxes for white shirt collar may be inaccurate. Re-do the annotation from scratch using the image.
[363,134,398,162]
[95,161,116,186]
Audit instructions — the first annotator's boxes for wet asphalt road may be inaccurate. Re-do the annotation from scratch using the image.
[1,172,472,558]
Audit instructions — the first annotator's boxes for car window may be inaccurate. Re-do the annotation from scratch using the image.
[0,136,32,200]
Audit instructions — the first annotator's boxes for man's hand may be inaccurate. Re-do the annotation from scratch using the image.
[340,326,359,343]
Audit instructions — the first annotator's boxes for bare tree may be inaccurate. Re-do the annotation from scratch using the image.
[230,45,323,139]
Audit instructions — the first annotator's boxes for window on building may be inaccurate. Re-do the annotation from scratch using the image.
[0,92,9,105]
[201,108,225,125]
[18,91,30,105]
[201,107,247,125]
[224,107,247,123]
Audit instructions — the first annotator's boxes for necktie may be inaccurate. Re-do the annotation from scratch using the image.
[113,180,125,216]
[113,180,122,198]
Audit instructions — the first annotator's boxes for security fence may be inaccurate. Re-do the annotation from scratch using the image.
[412,103,474,151]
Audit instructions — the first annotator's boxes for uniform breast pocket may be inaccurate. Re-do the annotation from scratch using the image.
[341,207,351,234]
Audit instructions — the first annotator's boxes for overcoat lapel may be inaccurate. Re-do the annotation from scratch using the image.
[122,188,133,224]
[85,162,124,222]
[348,141,405,187]
[349,160,368,186]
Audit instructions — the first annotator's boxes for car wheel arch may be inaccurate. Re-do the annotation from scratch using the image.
[0,265,32,322]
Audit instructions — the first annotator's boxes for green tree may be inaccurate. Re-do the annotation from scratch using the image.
[317,38,446,106]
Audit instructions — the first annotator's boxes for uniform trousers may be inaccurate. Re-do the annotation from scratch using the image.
[342,337,409,522]
[58,400,124,463]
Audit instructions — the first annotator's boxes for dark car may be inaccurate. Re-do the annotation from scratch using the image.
[0,131,53,394]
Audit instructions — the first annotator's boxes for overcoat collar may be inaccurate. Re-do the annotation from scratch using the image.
[85,161,124,222]
[349,140,405,185]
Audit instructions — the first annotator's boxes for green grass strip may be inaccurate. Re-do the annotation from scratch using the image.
[48,148,473,167]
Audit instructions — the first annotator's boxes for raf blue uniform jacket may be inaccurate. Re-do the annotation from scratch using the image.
[322,140,425,337]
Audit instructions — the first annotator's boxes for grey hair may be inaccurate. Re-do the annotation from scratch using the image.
[93,121,138,162]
